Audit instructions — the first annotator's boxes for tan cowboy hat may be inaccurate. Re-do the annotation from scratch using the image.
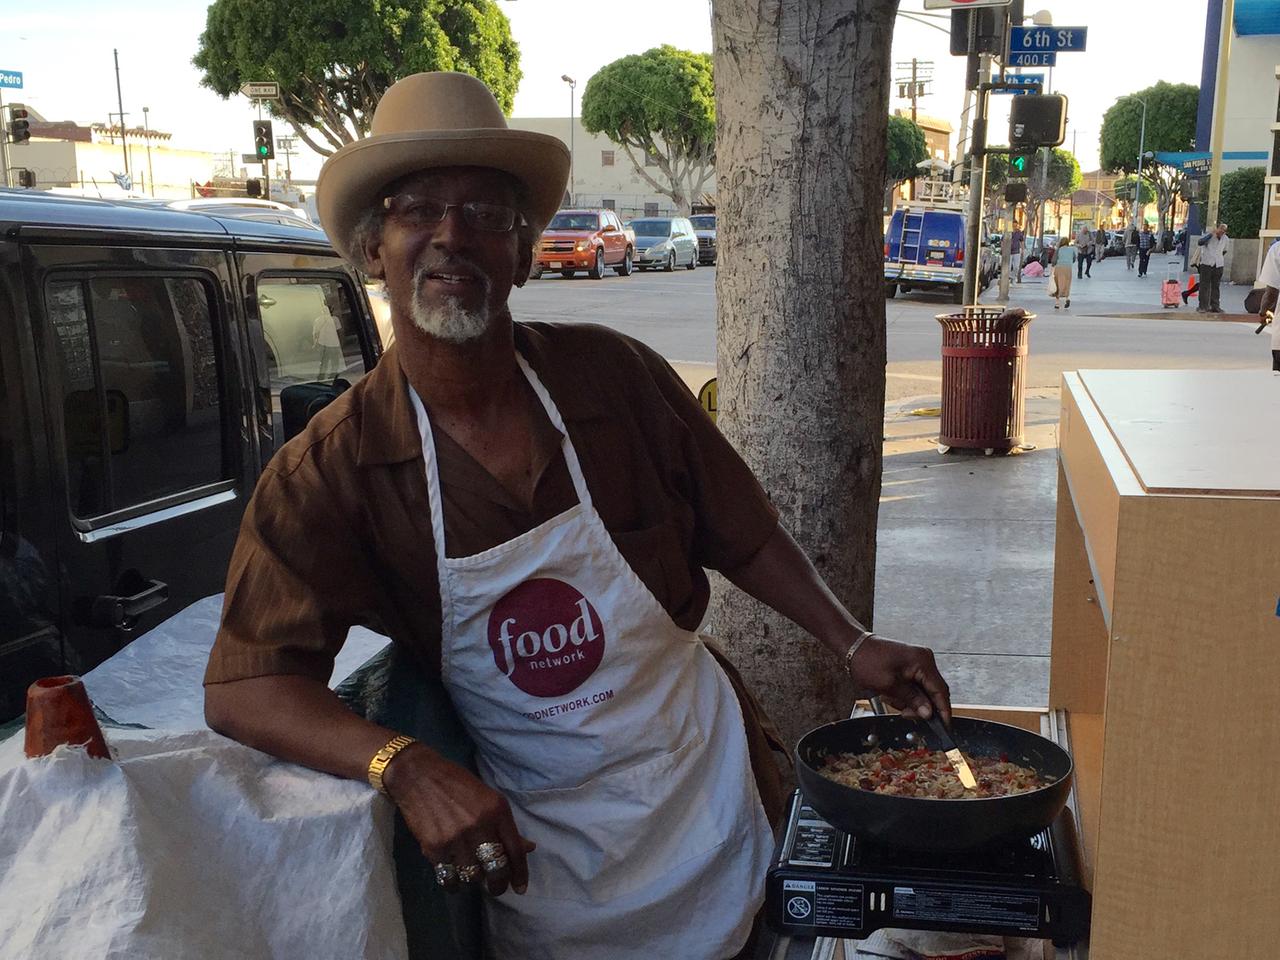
[316,72,570,265]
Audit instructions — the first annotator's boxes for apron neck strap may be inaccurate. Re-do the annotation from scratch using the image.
[407,352,595,553]
[515,353,592,509]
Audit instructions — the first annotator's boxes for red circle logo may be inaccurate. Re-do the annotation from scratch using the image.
[487,578,606,698]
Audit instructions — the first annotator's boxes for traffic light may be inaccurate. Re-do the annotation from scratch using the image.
[16,168,35,188]
[8,104,30,145]
[1009,95,1068,150]
[1004,182,1028,204]
[1009,154,1032,178]
[253,120,274,160]
[246,178,262,198]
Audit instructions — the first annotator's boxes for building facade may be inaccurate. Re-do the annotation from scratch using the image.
[508,118,713,217]
[10,109,225,199]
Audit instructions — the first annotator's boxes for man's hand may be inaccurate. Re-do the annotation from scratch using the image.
[848,634,952,724]
[384,744,536,897]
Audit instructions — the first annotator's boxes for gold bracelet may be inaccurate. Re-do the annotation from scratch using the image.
[843,629,875,676]
[367,734,417,795]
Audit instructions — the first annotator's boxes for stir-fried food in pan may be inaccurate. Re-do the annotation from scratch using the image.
[819,746,1051,799]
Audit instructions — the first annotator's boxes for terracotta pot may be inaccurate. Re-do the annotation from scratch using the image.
[23,675,111,760]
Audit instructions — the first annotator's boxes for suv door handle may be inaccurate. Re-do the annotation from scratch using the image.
[90,579,169,631]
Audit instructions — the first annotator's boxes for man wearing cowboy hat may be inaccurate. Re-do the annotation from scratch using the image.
[205,72,952,959]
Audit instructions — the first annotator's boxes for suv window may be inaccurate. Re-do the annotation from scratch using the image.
[257,275,366,448]
[46,274,230,519]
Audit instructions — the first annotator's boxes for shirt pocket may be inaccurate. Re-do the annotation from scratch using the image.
[609,518,693,618]
[501,731,733,903]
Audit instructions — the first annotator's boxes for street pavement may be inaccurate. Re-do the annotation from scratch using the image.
[508,255,1270,707]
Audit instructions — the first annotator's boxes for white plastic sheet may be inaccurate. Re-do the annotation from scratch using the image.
[0,729,408,960]
[80,594,391,730]
[0,596,407,959]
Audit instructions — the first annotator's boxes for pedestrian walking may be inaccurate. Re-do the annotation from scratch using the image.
[1124,223,1139,270]
[1252,237,1279,372]
[1196,222,1231,314]
[1093,226,1107,270]
[1075,225,1092,279]
[1137,223,1156,277]
[1010,225,1024,284]
[1050,237,1075,310]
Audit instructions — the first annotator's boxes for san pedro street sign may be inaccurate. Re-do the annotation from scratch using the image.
[0,70,23,90]
[240,81,280,100]
[1009,26,1088,52]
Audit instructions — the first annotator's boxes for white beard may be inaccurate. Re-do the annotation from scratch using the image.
[410,294,491,342]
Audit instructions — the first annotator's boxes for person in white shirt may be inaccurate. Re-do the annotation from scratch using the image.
[1196,223,1231,313]
[1255,237,1280,372]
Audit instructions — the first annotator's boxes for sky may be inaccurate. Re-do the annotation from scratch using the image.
[7,0,1210,181]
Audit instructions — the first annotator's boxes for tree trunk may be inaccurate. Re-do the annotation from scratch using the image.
[710,0,894,754]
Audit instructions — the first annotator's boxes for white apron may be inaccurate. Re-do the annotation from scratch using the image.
[408,356,774,960]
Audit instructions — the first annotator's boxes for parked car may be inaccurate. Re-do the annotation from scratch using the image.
[690,213,717,265]
[632,217,699,271]
[0,189,382,721]
[884,206,993,303]
[533,208,634,279]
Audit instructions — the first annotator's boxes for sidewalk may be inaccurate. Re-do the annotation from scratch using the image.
[874,392,1061,707]
[982,248,1252,319]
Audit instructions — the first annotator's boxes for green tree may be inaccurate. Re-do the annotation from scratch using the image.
[581,46,715,214]
[1218,167,1265,240]
[194,0,520,157]
[885,115,929,191]
[1099,83,1197,229]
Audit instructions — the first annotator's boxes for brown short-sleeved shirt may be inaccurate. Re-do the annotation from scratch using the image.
[205,321,787,821]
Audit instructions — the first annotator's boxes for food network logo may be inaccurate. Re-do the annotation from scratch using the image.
[487,578,605,698]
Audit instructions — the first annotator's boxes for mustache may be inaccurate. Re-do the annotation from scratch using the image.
[412,255,491,291]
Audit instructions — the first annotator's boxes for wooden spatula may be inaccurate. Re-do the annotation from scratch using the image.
[920,698,977,790]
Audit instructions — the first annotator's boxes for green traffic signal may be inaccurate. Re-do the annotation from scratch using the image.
[1012,155,1027,173]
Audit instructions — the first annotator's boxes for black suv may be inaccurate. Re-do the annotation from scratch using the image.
[0,191,382,720]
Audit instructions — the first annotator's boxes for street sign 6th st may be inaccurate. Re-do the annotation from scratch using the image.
[1009,26,1088,52]
[992,74,1045,96]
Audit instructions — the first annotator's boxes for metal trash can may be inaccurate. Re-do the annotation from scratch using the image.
[935,305,1035,453]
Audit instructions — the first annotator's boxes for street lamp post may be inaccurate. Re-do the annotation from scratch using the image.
[561,75,576,206]
[1120,95,1148,230]
[143,106,154,197]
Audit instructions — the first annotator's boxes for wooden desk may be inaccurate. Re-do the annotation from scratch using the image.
[1050,370,1280,959]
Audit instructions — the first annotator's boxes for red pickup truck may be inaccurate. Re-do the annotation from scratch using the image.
[533,208,635,279]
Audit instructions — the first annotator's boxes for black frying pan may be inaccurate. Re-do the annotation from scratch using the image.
[795,715,1073,851]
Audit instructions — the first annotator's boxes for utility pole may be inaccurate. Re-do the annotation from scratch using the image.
[0,91,10,190]
[113,48,129,180]
[895,58,933,200]
[963,53,991,306]
[276,136,297,182]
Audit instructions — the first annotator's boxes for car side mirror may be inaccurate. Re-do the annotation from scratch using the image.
[280,379,352,443]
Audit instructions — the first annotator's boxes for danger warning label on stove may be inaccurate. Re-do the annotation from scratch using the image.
[783,878,864,930]
[893,886,1040,930]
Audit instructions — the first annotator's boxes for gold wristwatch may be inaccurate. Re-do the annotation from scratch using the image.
[367,734,417,795]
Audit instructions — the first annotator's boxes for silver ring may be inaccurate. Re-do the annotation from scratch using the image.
[458,864,484,884]
[474,841,506,863]
[434,863,458,886]
[481,854,510,874]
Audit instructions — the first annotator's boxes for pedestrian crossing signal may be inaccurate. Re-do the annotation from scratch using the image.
[253,120,275,160]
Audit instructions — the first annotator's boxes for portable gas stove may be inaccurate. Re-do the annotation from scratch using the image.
[765,791,1091,947]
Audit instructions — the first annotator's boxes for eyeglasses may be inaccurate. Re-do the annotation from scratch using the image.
[382,194,526,233]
